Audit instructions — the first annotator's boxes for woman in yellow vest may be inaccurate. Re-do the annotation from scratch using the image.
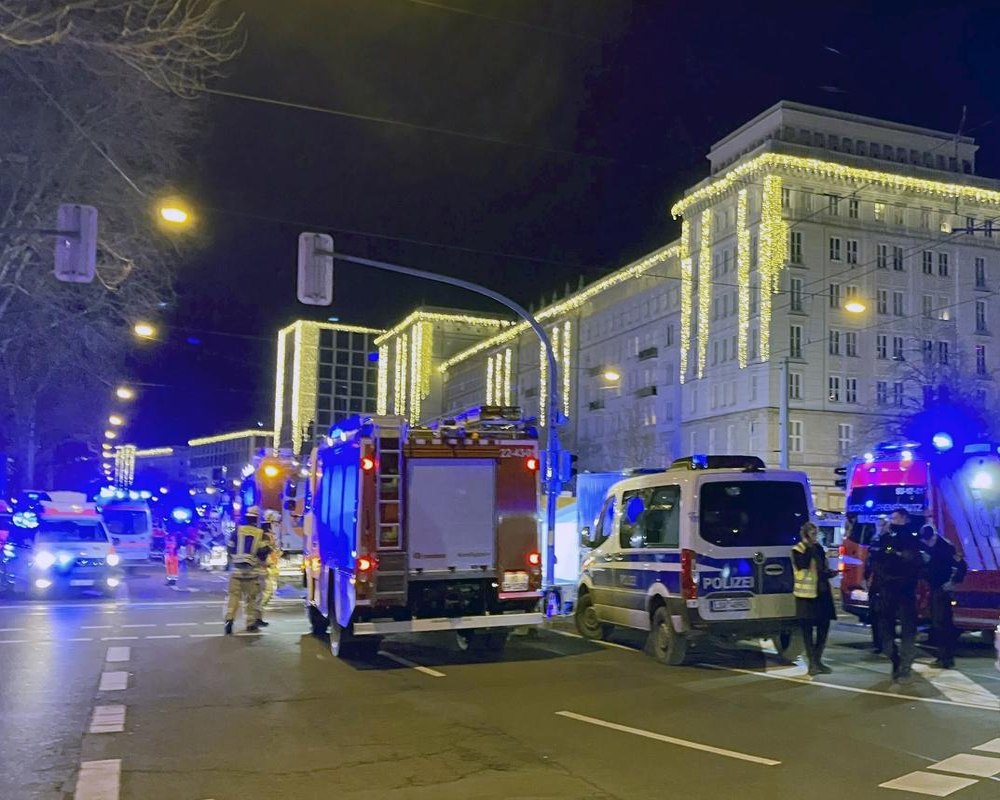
[792,522,837,676]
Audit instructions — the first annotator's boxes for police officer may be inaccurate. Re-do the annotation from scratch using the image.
[224,508,271,634]
[920,523,968,669]
[869,507,922,682]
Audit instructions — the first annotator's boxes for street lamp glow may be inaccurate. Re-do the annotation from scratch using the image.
[104,430,117,440]
[159,205,189,225]
[844,300,867,314]
[115,386,135,401]
[602,369,622,382]
[133,322,156,339]
[108,414,124,427]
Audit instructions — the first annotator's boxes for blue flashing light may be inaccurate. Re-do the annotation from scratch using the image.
[865,499,875,509]
[171,507,192,523]
[367,351,379,362]
[932,432,954,452]
[692,453,709,469]
[187,337,201,345]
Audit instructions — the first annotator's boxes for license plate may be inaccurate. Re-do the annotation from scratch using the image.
[850,589,869,603]
[70,579,94,587]
[502,571,529,591]
[710,597,751,612]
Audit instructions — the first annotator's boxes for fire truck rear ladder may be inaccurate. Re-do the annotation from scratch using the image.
[374,419,407,601]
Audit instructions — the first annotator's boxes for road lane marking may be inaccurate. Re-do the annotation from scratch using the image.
[0,639,29,644]
[378,650,446,678]
[190,633,224,638]
[105,647,130,663]
[89,705,126,734]
[556,711,780,766]
[67,637,94,642]
[880,771,977,796]
[98,671,128,691]
[165,622,200,627]
[100,636,139,641]
[973,738,1000,754]
[928,754,1000,777]
[0,627,24,632]
[74,759,120,800]
[120,624,155,629]
[144,634,181,640]
[547,628,639,652]
[912,664,1000,710]
[706,664,1000,712]
[82,625,113,630]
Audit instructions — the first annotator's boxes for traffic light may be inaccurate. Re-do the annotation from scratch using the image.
[297,232,334,306]
[54,204,97,283]
[558,451,578,483]
[834,465,847,490]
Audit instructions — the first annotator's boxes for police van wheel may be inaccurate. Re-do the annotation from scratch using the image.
[651,606,688,666]
[775,629,803,662]
[575,593,613,641]
[308,604,328,636]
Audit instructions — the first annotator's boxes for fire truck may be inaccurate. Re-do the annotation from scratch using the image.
[304,406,544,657]
[840,441,1000,633]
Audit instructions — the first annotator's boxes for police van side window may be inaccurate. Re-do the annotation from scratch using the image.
[620,486,681,549]
[591,496,617,547]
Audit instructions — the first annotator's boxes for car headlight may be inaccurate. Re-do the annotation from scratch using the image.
[56,551,74,567]
[106,552,120,567]
[34,551,56,569]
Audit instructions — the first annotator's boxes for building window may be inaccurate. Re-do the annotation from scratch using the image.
[874,202,885,222]
[922,339,934,363]
[938,252,949,277]
[893,291,905,316]
[967,216,976,234]
[876,381,888,405]
[782,187,790,208]
[876,244,888,269]
[828,195,840,216]
[790,325,802,359]
[987,220,994,239]
[846,377,858,403]
[789,420,803,453]
[829,283,841,309]
[838,424,853,455]
[892,246,904,271]
[922,251,933,274]
[894,206,905,226]
[976,299,988,333]
[920,208,931,229]
[977,344,988,376]
[829,237,842,261]
[790,231,803,264]
[922,295,933,319]
[938,341,950,365]
[849,198,859,219]
[937,296,951,321]
[829,329,842,356]
[790,277,803,312]
[923,384,934,406]
[750,235,758,269]
[666,324,675,347]
[877,289,888,315]
[789,372,802,400]
[846,331,858,357]
[876,334,887,359]
[976,257,987,289]
[749,328,759,360]
[893,382,904,407]
[893,336,905,360]
[846,239,858,265]
[828,375,841,402]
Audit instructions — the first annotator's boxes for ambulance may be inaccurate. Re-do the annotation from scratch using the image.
[304,407,544,657]
[575,455,813,665]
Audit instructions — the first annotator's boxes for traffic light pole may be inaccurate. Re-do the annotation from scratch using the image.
[324,251,564,591]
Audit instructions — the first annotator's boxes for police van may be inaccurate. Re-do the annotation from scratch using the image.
[575,455,812,665]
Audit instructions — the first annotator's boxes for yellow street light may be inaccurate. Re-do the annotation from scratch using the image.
[844,300,867,314]
[108,414,124,427]
[159,205,189,225]
[115,386,135,401]
[133,321,156,339]
[602,369,622,382]
[104,430,117,440]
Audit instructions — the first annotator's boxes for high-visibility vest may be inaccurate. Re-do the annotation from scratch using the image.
[792,541,818,599]
[231,525,265,568]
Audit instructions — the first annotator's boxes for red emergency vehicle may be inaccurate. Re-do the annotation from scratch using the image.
[304,406,544,657]
[840,442,1000,632]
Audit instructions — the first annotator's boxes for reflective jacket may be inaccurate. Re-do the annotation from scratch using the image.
[792,541,818,599]
[228,525,269,568]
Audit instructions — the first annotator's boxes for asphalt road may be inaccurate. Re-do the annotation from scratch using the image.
[2,566,1000,800]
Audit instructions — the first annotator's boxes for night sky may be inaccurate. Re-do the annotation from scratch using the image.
[130,0,1000,446]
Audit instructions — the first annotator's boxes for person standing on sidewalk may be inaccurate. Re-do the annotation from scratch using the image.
[792,522,837,675]
[870,507,922,683]
[920,523,967,669]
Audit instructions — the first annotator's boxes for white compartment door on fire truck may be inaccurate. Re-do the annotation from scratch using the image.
[406,459,496,573]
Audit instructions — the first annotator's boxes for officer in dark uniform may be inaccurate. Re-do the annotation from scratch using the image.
[920,523,968,669]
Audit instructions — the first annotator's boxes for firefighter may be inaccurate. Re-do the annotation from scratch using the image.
[224,508,271,634]
[869,507,922,683]
[920,523,968,669]
[260,511,282,609]
[163,527,180,586]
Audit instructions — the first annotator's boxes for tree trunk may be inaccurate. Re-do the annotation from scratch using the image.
[24,397,36,489]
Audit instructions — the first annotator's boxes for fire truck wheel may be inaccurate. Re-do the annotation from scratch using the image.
[308,604,328,636]
[650,605,688,666]
[774,629,803,662]
[575,592,613,641]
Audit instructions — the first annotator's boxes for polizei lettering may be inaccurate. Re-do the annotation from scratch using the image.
[700,574,753,592]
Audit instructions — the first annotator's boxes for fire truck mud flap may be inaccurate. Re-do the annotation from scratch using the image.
[352,612,543,635]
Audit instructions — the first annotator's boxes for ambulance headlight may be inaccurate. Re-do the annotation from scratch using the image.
[107,553,120,567]
[34,551,56,570]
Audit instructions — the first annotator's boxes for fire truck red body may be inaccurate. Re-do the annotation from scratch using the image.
[304,407,544,656]
[840,443,1000,632]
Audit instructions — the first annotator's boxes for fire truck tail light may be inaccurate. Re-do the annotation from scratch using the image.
[525,456,539,472]
[681,549,698,600]
[527,551,541,567]
[360,456,376,472]
[357,555,375,572]
[838,545,846,573]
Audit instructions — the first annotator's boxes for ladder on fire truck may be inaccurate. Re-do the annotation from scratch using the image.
[374,418,406,601]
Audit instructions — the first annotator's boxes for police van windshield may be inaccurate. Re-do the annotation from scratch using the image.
[700,480,808,548]
[103,509,150,536]
[36,521,108,543]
